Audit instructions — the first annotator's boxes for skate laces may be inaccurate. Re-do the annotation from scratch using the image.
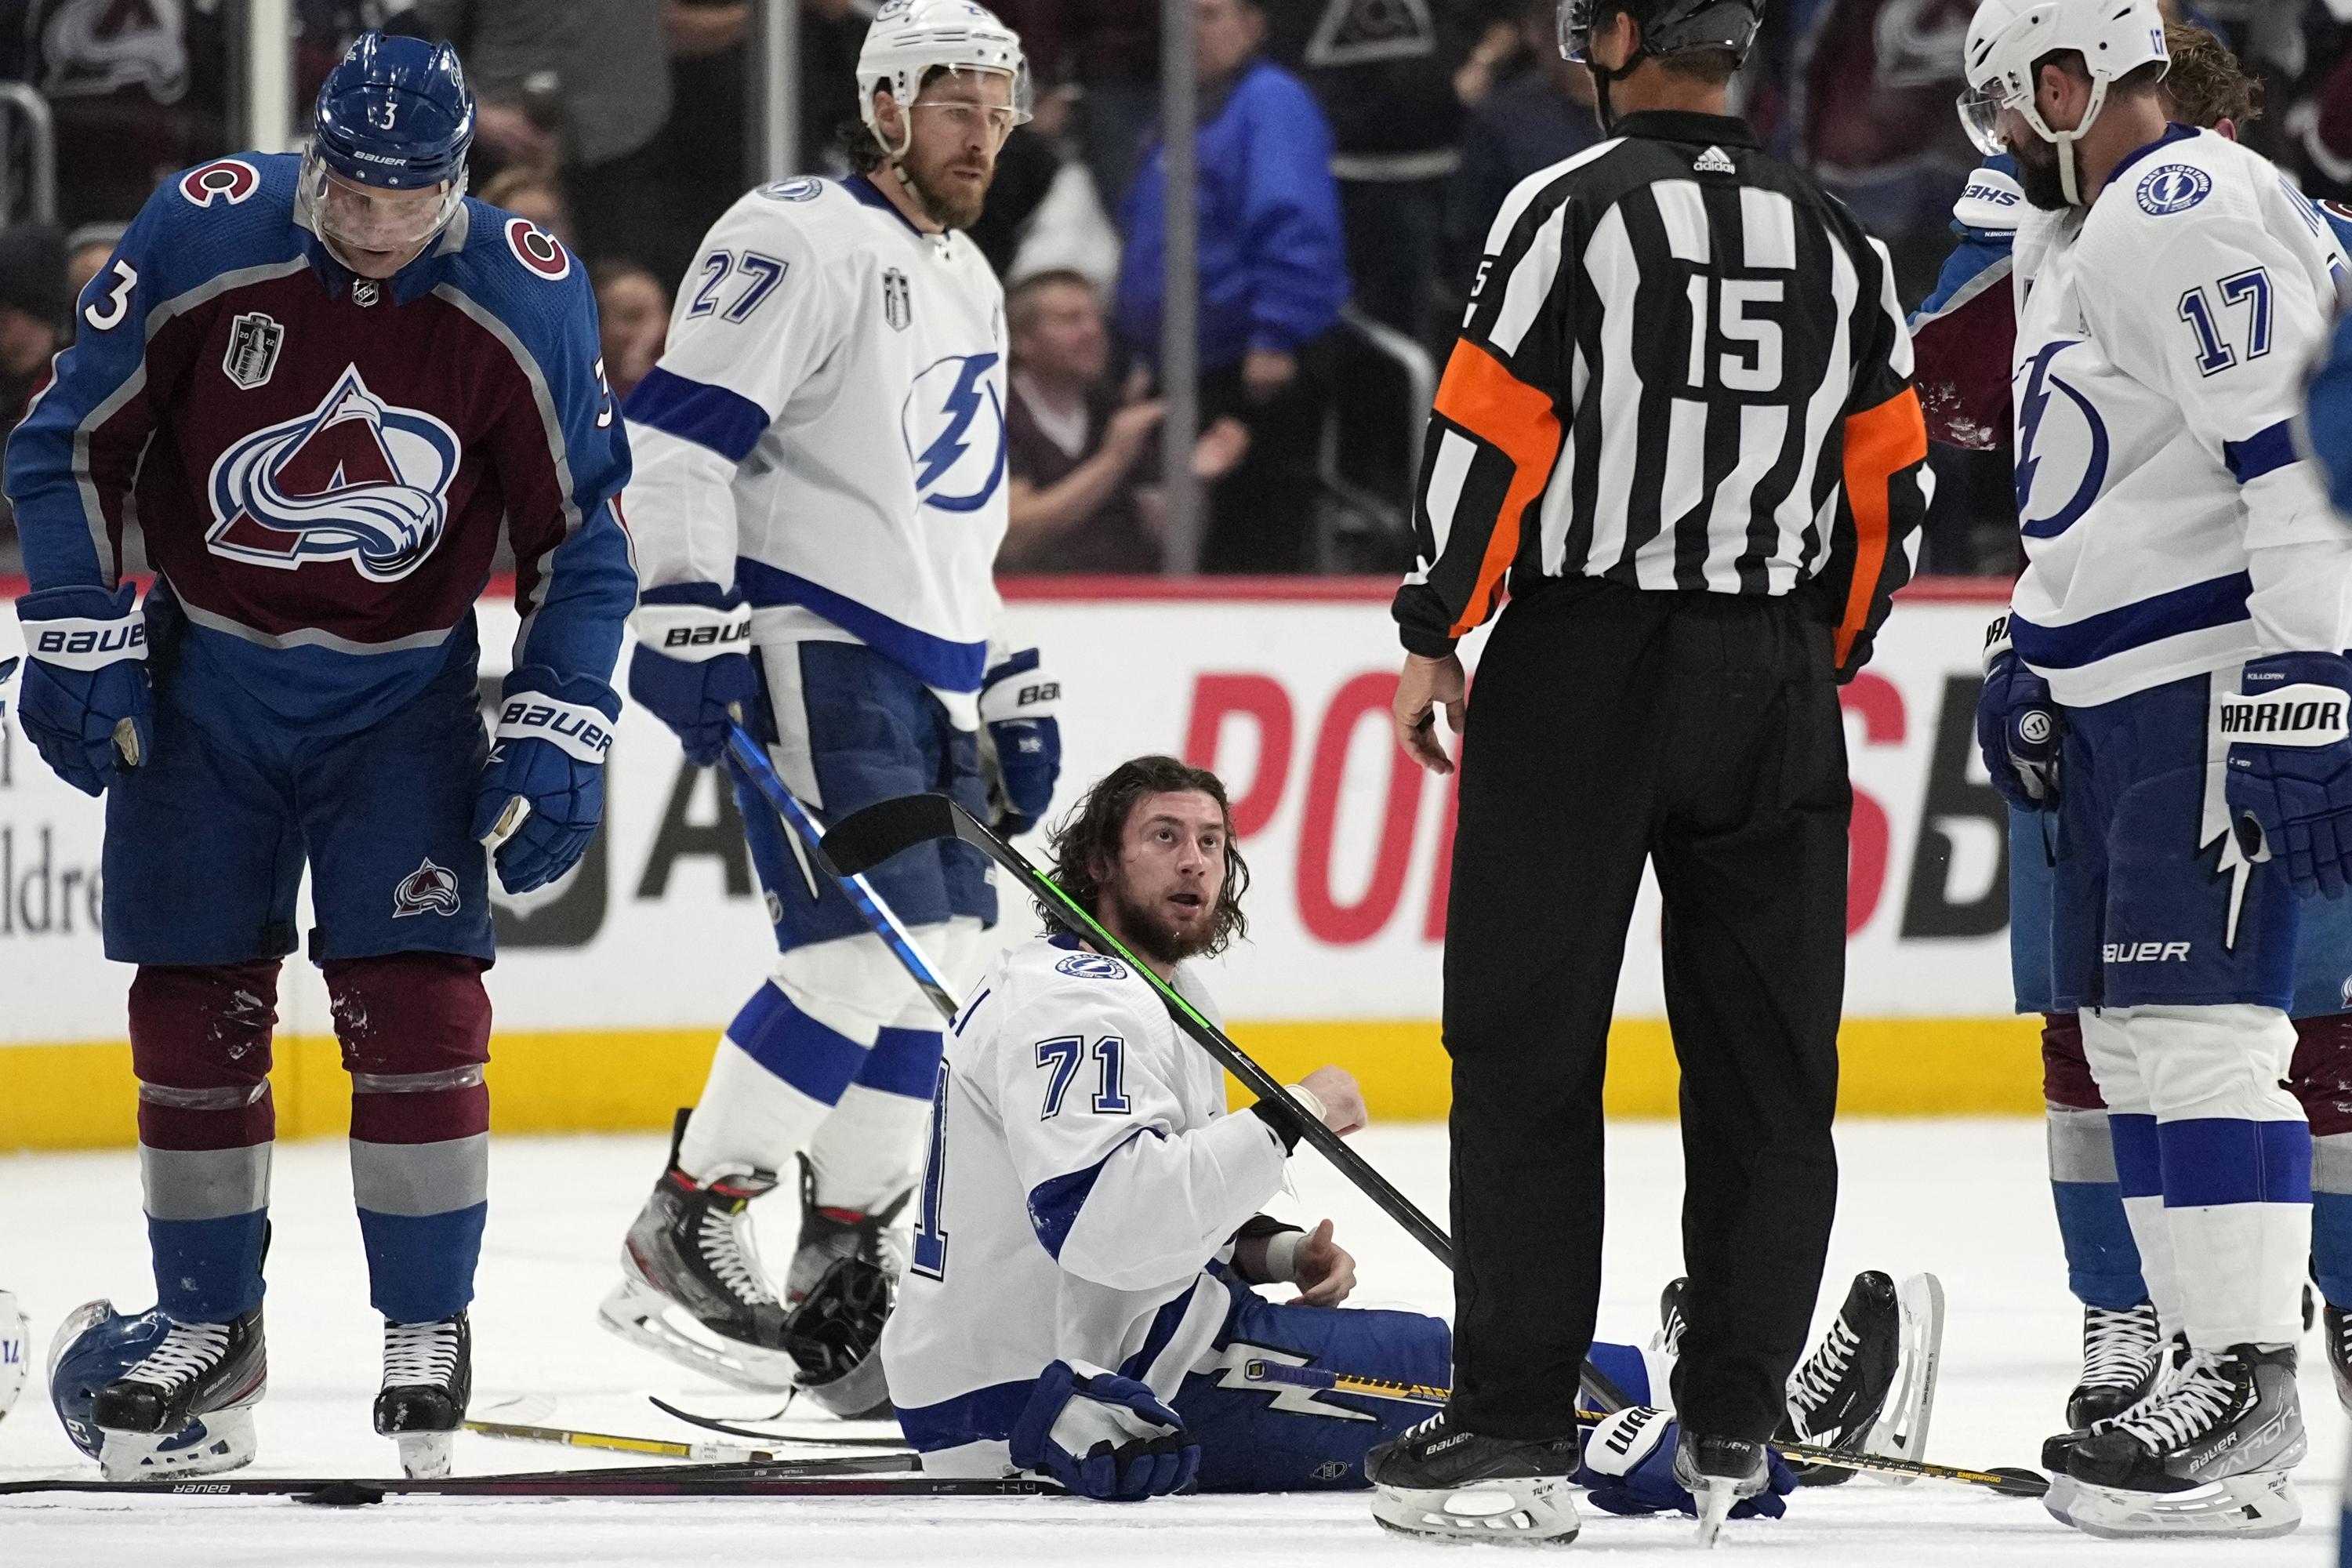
[383,1319,463,1390]
[2113,1352,2238,1452]
[1787,1315,1857,1420]
[699,1203,780,1307]
[125,1320,231,1388]
[2082,1303,2161,1390]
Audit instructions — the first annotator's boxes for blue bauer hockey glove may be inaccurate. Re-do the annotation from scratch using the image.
[628,586,757,768]
[1009,1359,1199,1501]
[1577,1406,1795,1521]
[979,647,1062,837]
[2223,652,2352,898]
[13,583,153,797]
[1975,614,2060,812]
[473,667,619,895]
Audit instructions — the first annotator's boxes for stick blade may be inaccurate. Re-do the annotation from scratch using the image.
[822,793,961,876]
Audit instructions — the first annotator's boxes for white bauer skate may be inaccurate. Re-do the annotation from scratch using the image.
[2049,1343,2305,1540]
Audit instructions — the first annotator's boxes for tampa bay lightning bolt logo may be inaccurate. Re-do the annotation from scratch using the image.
[2137,164,2212,216]
[1054,952,1127,981]
[205,365,461,580]
[902,352,1007,514]
[2013,339,2109,539]
[392,858,461,918]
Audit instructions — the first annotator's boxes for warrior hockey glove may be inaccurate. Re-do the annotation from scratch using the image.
[13,583,153,797]
[2223,652,2352,898]
[1975,615,2060,812]
[1577,1406,1794,1521]
[628,586,758,768]
[979,647,1062,837]
[1010,1359,1199,1501]
[473,666,618,895]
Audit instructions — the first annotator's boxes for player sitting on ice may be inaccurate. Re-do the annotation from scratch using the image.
[599,0,1055,1421]
[878,756,1937,1535]
[20,33,633,1482]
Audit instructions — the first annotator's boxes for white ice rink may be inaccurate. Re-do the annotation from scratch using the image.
[2,1119,2342,1566]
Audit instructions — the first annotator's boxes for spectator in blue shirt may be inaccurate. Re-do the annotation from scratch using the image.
[1116,0,1350,572]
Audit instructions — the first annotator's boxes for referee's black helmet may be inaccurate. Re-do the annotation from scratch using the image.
[1556,0,1765,67]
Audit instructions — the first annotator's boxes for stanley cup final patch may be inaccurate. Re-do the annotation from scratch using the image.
[223,312,284,390]
[393,858,463,918]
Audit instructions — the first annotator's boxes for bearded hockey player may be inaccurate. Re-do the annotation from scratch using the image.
[601,0,1058,1417]
[879,757,1937,1535]
[1925,21,2352,1437]
[12,34,633,1480]
[1962,0,2351,1537]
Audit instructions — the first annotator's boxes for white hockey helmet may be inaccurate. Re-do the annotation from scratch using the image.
[1958,0,2167,203]
[857,0,1033,154]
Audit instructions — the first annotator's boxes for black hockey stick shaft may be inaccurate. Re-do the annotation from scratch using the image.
[822,792,1454,1271]
[649,1394,908,1446]
[0,1461,1046,1501]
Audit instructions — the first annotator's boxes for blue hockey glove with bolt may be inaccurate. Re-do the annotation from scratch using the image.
[979,647,1061,837]
[1975,614,2060,812]
[474,666,618,895]
[628,584,758,768]
[1577,1406,1794,1521]
[2223,652,2352,898]
[1010,1359,1199,1501]
[13,583,153,796]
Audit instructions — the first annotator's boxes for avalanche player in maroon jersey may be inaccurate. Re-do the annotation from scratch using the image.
[7,34,633,1481]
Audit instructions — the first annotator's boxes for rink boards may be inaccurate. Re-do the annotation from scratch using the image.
[0,576,2038,1149]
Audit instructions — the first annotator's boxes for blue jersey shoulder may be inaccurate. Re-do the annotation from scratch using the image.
[437,200,606,404]
[103,152,307,313]
[2314,197,2352,260]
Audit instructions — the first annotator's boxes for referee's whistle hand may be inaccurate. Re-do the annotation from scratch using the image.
[1393,653,1466,776]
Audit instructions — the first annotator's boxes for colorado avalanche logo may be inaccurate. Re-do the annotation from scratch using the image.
[180,159,261,208]
[2012,339,2109,539]
[902,353,1007,514]
[205,366,460,581]
[392,858,461,919]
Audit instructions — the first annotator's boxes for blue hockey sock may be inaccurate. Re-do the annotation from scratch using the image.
[2046,1105,2148,1309]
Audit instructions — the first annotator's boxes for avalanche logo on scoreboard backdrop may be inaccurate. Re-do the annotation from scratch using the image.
[902,352,1007,514]
[205,365,461,581]
[2013,338,2109,539]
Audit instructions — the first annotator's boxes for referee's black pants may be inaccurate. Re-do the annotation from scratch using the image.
[1442,576,1848,1443]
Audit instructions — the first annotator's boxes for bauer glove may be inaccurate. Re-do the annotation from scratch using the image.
[1577,1406,1794,1521]
[979,647,1062,837]
[2223,652,2352,898]
[474,666,617,895]
[1975,615,2060,812]
[13,583,153,797]
[1010,1359,1199,1501]
[628,585,759,768]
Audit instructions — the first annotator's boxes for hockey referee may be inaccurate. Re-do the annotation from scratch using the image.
[1365,0,1929,1542]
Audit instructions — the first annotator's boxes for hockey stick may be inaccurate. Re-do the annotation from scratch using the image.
[1238,1361,2048,1499]
[818,791,1457,1273]
[0,1460,1048,1503]
[648,1393,906,1447]
[724,723,963,1024]
[466,1415,786,1463]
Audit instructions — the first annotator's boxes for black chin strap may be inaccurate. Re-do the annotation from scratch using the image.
[1589,48,1647,134]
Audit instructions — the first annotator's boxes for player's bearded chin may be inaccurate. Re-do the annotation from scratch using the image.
[2010,135,2073,210]
[902,143,992,230]
[1105,877,1217,966]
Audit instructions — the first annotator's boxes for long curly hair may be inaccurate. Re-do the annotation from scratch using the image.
[1041,756,1250,958]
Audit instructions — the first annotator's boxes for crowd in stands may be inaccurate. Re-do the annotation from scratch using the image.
[5,0,2352,578]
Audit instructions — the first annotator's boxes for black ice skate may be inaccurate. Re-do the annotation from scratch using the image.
[1777,1271,1900,1485]
[777,1154,909,1419]
[1364,1406,1581,1544]
[375,1312,470,1479]
[2055,1344,2305,1540]
[598,1110,802,1392]
[1673,1428,1772,1547]
[2324,1302,2352,1416]
[2067,1301,2162,1429]
[88,1305,267,1481]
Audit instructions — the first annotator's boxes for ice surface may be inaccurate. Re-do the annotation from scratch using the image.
[1,1120,2339,1565]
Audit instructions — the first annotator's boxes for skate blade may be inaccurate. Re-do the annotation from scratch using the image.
[1369,1477,1580,1544]
[1860,1272,1945,1483]
[96,1406,259,1482]
[1692,1479,1738,1548]
[2054,1470,2301,1540]
[392,1431,456,1479]
[596,1276,802,1393]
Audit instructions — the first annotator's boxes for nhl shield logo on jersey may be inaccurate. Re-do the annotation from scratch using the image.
[392,858,461,919]
[902,352,1007,514]
[884,268,913,331]
[204,365,461,581]
[222,313,283,390]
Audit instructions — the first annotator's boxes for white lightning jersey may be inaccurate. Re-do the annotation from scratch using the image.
[622,175,1010,718]
[2006,127,2350,707]
[880,935,1290,1476]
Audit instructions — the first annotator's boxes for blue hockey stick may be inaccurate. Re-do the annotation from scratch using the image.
[722,720,963,1025]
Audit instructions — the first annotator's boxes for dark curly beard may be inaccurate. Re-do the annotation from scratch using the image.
[2012,136,2074,210]
[1105,880,1217,967]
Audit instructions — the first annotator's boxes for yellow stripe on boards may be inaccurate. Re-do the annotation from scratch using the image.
[0,1017,2045,1152]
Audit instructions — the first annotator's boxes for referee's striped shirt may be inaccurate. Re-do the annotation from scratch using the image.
[1393,111,1933,677]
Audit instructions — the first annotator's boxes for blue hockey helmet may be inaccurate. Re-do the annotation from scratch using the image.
[48,1299,169,1461]
[298,32,475,265]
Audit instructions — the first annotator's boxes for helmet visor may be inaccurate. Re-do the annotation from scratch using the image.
[297,146,466,260]
[1956,84,2009,157]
